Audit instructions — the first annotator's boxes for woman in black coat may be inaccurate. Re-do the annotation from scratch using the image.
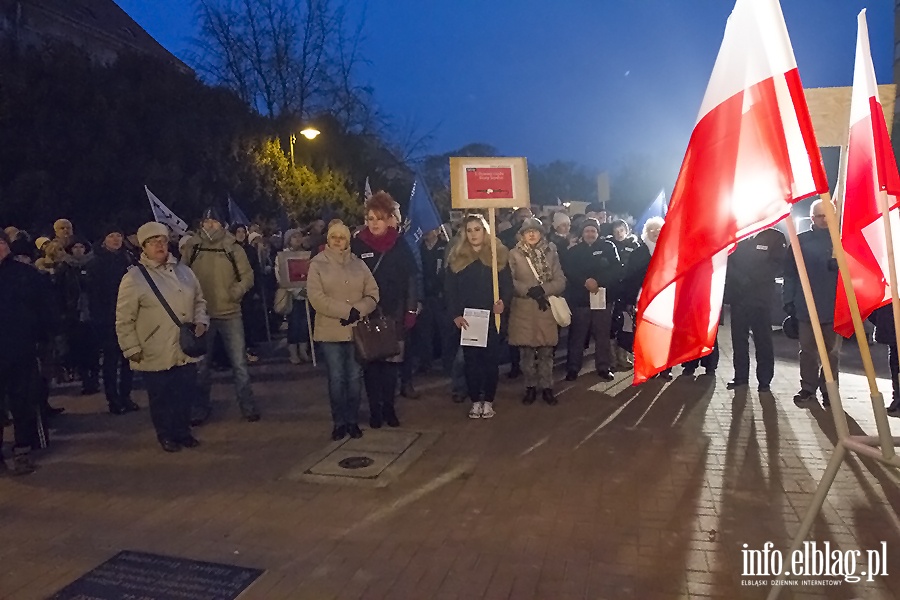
[445,215,512,419]
[350,191,418,428]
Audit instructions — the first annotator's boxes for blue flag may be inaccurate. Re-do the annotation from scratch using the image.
[402,175,443,285]
[635,189,667,237]
[228,196,251,227]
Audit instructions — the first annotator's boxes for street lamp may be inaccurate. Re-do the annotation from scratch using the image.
[289,127,321,166]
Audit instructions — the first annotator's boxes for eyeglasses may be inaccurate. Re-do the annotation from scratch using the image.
[144,238,167,247]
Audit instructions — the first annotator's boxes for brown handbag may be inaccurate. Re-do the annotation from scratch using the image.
[352,310,401,363]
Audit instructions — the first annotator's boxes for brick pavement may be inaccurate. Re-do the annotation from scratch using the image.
[2,322,900,600]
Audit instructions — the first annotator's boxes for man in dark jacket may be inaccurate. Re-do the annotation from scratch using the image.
[0,230,50,474]
[562,218,623,381]
[86,226,138,414]
[724,228,786,392]
[414,228,452,375]
[783,200,841,407]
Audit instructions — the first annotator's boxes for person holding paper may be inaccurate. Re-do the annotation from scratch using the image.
[508,218,567,405]
[446,215,512,419]
[561,218,622,381]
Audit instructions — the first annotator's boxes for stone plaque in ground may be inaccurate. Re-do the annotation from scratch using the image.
[285,428,440,488]
[48,550,263,600]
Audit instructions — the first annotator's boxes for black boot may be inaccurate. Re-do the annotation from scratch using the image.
[522,387,537,405]
[369,402,383,429]
[108,400,128,416]
[383,404,400,428]
[542,388,558,405]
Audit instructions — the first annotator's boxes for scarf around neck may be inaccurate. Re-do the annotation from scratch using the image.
[358,226,399,254]
[517,238,551,283]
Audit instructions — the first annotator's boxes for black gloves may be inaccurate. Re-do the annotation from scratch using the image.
[340,307,361,326]
[526,285,545,300]
[783,302,795,317]
[536,297,550,312]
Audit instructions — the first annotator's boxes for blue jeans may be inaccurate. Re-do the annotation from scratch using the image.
[195,317,257,418]
[320,342,362,427]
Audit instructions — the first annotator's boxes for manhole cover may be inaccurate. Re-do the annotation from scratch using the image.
[338,456,374,470]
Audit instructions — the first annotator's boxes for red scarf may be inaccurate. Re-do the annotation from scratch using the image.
[358,226,399,254]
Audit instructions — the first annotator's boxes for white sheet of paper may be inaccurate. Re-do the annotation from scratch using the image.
[460,308,490,348]
[590,288,606,310]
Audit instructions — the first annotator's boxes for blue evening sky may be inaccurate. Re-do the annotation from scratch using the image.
[118,0,895,172]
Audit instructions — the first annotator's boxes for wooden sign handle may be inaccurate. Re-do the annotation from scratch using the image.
[488,208,501,332]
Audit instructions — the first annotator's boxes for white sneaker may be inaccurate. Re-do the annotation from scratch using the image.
[481,401,496,419]
[468,401,484,419]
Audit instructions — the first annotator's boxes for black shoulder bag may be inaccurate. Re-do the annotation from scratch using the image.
[136,264,207,358]
[352,253,401,363]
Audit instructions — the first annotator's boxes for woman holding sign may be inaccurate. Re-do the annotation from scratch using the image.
[446,215,512,419]
[508,218,567,405]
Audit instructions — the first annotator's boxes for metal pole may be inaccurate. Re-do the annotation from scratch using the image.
[289,134,296,167]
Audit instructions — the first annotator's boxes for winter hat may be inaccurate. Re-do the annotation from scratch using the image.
[327,220,351,241]
[518,217,544,235]
[248,232,262,245]
[580,218,602,235]
[201,206,225,224]
[137,221,169,246]
[10,238,34,260]
[101,224,124,237]
[35,236,51,250]
[65,237,91,253]
[552,212,571,228]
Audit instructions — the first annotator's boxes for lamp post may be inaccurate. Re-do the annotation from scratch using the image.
[289,127,321,166]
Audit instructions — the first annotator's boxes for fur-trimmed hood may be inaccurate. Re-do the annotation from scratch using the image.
[449,238,509,274]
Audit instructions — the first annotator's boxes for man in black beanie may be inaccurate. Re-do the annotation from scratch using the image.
[86,225,139,414]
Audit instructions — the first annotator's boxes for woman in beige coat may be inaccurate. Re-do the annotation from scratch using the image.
[116,222,209,453]
[508,218,567,405]
[307,221,379,441]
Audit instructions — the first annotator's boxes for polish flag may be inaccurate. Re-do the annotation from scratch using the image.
[833,9,900,337]
[633,0,828,384]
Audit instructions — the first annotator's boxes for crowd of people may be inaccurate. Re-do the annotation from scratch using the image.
[3,194,899,476]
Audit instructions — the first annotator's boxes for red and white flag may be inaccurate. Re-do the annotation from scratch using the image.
[833,9,900,337]
[633,0,828,384]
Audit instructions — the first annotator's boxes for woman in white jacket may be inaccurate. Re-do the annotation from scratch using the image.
[116,222,209,453]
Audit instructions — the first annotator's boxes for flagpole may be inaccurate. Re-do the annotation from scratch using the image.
[821,193,895,458]
[784,214,849,440]
[488,208,501,332]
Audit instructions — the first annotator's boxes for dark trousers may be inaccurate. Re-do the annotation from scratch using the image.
[0,355,42,449]
[684,339,720,371]
[463,331,501,402]
[363,361,398,421]
[731,304,774,385]
[99,331,133,406]
[567,307,613,372]
[287,299,310,344]
[888,344,899,403]
[143,364,196,442]
[415,296,455,373]
[70,321,99,389]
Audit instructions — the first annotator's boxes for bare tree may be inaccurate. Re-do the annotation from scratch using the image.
[193,0,363,123]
